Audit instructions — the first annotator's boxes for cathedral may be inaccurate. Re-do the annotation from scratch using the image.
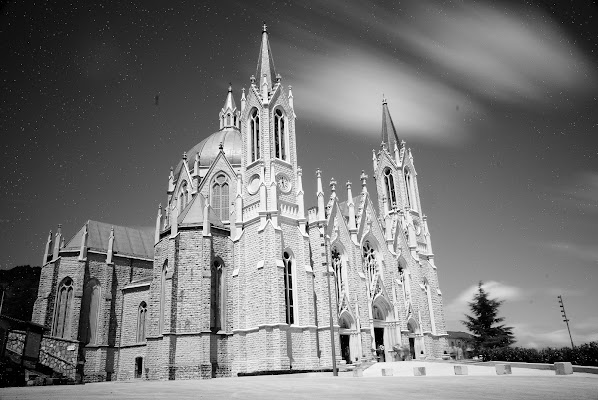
[31,26,447,382]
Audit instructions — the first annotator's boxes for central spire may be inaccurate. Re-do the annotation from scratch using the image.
[381,97,399,148]
[256,22,277,91]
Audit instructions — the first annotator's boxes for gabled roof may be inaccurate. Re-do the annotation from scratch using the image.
[381,100,399,148]
[63,220,154,259]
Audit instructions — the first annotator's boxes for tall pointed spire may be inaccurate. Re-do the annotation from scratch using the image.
[381,96,399,149]
[256,22,277,91]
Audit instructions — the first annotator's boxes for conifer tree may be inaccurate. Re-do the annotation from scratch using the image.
[462,281,516,351]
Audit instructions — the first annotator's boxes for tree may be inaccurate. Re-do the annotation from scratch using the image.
[462,281,515,352]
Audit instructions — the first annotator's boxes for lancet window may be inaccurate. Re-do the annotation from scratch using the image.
[274,108,286,160]
[362,240,378,291]
[212,174,230,221]
[283,251,295,325]
[137,302,147,342]
[250,108,260,161]
[383,168,396,208]
[53,277,73,338]
[331,247,344,308]
[210,259,224,331]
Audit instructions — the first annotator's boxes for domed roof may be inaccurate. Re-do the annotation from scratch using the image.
[174,127,242,180]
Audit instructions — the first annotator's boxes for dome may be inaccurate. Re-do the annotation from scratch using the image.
[174,127,242,180]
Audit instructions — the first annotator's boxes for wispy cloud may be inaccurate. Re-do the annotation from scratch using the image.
[542,241,598,264]
[281,0,595,145]
[445,281,525,323]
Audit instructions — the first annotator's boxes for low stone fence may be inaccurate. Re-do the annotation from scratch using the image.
[5,330,80,382]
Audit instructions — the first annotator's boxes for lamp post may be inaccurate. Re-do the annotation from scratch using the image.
[557,295,574,348]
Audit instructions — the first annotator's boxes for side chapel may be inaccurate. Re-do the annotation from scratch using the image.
[32,25,447,382]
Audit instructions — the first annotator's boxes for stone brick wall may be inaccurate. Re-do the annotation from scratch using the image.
[7,330,80,381]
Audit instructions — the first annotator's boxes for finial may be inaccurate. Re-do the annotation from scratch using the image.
[262,22,267,32]
[276,73,281,83]
[250,75,256,84]
[183,151,187,160]
[219,142,224,150]
[196,152,200,162]
[382,94,387,104]
[400,140,406,148]
[360,170,368,192]
[316,169,322,178]
[330,177,337,193]
[228,83,232,92]
[346,180,352,189]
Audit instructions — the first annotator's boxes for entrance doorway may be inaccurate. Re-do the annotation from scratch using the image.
[340,335,351,364]
[135,357,143,378]
[409,337,415,360]
[374,327,385,362]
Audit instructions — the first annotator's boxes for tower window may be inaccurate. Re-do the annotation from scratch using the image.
[250,108,260,162]
[383,168,396,208]
[404,168,416,211]
[283,251,294,324]
[274,108,286,160]
[212,174,229,221]
[53,277,73,339]
[226,113,231,126]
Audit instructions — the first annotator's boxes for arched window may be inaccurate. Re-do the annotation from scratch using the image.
[250,108,260,162]
[331,247,344,308]
[212,174,229,221]
[137,301,147,342]
[234,115,237,127]
[159,260,167,334]
[274,108,286,160]
[383,168,396,208]
[53,277,73,338]
[179,181,188,211]
[362,240,378,288]
[81,279,101,344]
[226,113,231,126]
[283,251,295,325]
[210,259,225,331]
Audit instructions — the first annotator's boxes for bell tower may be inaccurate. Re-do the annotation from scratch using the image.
[231,24,316,373]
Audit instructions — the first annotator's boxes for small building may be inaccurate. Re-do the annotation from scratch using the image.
[446,331,474,359]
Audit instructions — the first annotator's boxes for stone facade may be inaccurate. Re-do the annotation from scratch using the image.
[32,26,447,382]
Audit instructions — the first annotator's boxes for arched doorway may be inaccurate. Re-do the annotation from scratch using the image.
[339,312,356,364]
[372,296,393,362]
[407,318,422,360]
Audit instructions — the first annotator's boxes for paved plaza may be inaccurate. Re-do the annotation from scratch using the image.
[1,362,597,400]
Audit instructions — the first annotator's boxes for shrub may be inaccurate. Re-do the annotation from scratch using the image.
[480,342,598,366]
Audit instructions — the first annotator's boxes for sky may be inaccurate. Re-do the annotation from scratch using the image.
[1,0,597,349]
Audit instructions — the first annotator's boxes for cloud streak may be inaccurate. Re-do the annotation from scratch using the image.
[445,281,525,324]
[281,0,595,145]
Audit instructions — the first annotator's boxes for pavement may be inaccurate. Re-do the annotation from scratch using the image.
[1,362,597,400]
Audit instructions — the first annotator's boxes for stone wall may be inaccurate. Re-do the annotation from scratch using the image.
[6,330,80,382]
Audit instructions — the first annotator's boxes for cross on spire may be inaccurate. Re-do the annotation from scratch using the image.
[262,22,267,32]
